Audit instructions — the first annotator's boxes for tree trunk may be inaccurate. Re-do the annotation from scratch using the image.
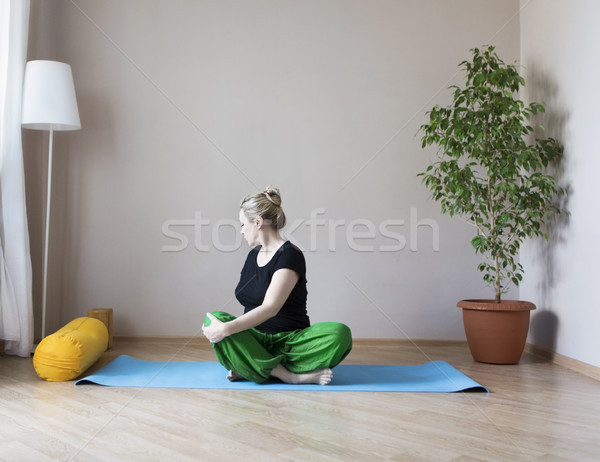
[495,255,501,303]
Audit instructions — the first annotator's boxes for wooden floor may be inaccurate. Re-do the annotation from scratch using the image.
[1,339,600,461]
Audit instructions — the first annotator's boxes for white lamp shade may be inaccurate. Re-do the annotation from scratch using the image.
[22,60,81,131]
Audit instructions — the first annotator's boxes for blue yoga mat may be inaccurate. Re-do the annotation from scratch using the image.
[75,355,487,392]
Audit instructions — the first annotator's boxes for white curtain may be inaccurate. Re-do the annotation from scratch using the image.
[0,0,33,357]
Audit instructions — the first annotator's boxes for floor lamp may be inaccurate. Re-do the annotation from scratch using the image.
[21,60,81,339]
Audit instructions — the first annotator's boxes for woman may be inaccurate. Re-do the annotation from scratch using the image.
[202,186,352,385]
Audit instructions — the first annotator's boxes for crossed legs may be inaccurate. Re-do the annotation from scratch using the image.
[205,311,352,385]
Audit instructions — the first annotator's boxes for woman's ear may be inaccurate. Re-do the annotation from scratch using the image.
[255,216,264,229]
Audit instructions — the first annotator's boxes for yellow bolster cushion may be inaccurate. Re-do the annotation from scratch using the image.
[33,317,109,382]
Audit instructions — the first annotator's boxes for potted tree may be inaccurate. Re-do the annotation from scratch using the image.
[418,46,563,364]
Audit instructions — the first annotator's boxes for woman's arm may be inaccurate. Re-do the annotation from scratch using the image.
[202,268,299,343]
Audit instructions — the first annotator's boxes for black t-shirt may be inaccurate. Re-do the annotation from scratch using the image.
[235,241,310,334]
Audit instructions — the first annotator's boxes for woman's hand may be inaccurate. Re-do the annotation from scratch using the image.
[202,312,229,343]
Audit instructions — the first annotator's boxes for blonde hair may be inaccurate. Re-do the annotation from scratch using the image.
[240,185,286,230]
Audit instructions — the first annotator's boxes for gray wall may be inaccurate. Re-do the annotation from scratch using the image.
[520,0,600,368]
[25,0,520,338]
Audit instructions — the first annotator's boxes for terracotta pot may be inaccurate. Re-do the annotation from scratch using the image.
[457,299,536,364]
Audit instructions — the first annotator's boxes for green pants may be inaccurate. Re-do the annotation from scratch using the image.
[205,311,353,384]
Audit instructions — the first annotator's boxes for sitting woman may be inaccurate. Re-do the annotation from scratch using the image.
[202,186,352,385]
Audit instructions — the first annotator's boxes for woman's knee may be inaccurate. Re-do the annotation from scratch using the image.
[335,323,353,351]
[316,322,353,365]
[204,311,235,326]
[329,322,352,339]
[315,322,353,350]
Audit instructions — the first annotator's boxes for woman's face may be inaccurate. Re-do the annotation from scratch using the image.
[239,209,260,247]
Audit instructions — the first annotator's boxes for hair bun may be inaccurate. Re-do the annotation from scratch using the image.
[264,185,282,206]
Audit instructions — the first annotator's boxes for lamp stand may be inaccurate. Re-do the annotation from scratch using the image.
[41,126,54,339]
[22,61,82,341]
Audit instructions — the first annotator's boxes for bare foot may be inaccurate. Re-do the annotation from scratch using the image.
[227,370,245,382]
[271,364,333,385]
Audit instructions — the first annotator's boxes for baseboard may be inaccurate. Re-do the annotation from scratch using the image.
[525,344,600,382]
[352,338,467,347]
